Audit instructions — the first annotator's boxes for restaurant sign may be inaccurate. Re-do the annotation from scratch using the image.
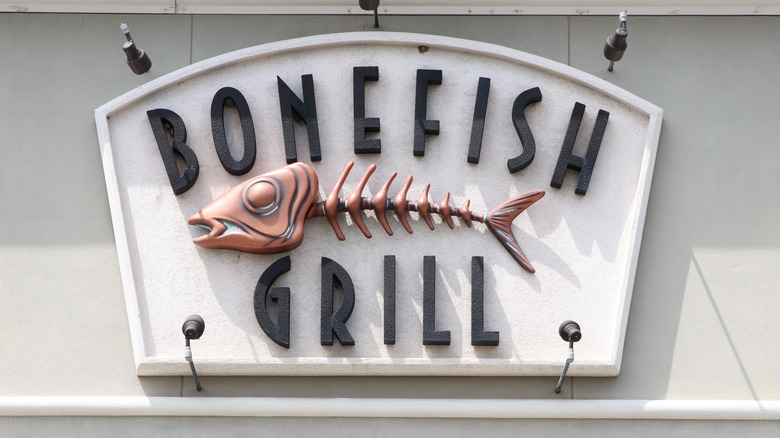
[95,32,662,376]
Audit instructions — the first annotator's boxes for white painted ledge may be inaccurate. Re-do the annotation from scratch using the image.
[6,2,780,15]
[1,397,780,420]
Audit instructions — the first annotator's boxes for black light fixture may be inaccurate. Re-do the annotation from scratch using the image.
[554,320,581,394]
[603,11,628,72]
[121,22,152,75]
[359,0,380,28]
[182,314,205,391]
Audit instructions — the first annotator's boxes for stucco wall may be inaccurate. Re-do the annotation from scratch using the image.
[1,12,779,435]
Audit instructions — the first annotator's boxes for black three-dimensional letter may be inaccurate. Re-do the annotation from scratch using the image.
[321,257,356,346]
[423,256,451,345]
[467,77,491,164]
[254,256,292,348]
[507,87,542,173]
[471,256,499,346]
[211,87,256,175]
[147,109,199,195]
[550,102,610,195]
[384,255,396,345]
[413,69,442,157]
[353,66,381,154]
[278,75,321,163]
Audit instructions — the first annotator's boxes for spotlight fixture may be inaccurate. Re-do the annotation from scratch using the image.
[603,11,628,72]
[182,314,205,391]
[554,320,582,394]
[359,0,380,28]
[121,22,152,75]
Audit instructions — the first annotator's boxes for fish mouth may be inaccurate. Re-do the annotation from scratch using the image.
[188,212,247,245]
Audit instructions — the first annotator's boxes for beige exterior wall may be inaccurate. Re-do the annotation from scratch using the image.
[1,11,779,436]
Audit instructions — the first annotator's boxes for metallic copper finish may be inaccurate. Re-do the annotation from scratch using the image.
[417,183,435,230]
[347,164,376,238]
[187,162,318,253]
[308,162,543,273]
[483,190,545,273]
[438,192,454,229]
[374,172,397,236]
[393,175,414,234]
[189,161,544,273]
[459,200,472,228]
[325,162,352,241]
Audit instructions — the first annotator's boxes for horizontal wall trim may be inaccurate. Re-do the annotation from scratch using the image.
[1,397,780,420]
[6,3,780,15]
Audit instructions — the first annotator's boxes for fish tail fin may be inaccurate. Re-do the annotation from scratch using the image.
[484,190,545,273]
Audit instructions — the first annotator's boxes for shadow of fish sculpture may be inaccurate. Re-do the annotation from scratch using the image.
[188,162,545,273]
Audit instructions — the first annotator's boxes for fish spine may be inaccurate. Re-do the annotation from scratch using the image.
[307,162,484,239]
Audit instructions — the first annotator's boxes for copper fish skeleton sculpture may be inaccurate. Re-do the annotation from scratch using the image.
[188,162,545,273]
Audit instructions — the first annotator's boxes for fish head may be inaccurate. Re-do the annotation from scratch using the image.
[188,162,319,254]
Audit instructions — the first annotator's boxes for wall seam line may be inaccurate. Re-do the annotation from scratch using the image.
[189,14,194,65]
[567,15,571,66]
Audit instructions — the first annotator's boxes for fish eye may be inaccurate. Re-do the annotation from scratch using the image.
[243,178,280,215]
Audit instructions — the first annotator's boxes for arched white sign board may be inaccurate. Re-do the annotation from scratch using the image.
[95,32,662,376]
